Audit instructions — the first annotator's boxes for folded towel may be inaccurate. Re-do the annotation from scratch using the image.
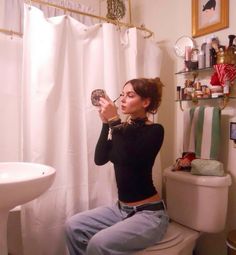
[183,106,221,160]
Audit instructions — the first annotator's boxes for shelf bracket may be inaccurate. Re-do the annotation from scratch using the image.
[178,96,229,111]
[179,100,184,111]
[178,98,199,111]
[219,96,229,110]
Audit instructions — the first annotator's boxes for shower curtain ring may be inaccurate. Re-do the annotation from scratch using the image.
[28,0,32,10]
[10,30,13,40]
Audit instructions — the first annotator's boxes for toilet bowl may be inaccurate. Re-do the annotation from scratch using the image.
[136,166,231,255]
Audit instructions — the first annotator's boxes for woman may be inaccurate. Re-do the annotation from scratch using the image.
[65,77,169,255]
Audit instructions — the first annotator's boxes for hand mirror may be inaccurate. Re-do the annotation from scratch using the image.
[174,36,196,58]
[91,89,106,106]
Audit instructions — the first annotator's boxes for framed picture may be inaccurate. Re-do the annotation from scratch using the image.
[100,0,131,24]
[192,0,229,38]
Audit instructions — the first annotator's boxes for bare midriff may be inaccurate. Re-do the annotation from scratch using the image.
[120,193,162,207]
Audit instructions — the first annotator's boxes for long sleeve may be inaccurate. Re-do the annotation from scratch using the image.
[94,123,112,165]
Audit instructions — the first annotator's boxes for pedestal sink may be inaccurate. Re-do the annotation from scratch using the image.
[0,162,56,255]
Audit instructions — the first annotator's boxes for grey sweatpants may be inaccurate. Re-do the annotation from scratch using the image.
[65,201,169,255]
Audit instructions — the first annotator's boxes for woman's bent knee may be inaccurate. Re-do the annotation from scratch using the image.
[64,218,71,233]
[86,232,108,254]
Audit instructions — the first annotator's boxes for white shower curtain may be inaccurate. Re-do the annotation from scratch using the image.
[0,3,163,254]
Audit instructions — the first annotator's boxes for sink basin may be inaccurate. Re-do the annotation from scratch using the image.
[0,162,56,255]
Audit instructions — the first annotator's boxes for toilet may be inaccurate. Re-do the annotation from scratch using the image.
[136,166,232,255]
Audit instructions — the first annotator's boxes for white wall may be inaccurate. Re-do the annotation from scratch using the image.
[131,0,236,254]
[131,0,193,169]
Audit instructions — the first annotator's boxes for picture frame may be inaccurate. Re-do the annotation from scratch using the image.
[192,0,229,38]
[100,0,131,24]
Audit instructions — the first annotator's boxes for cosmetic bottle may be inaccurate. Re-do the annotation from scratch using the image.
[176,86,181,100]
[185,46,192,61]
[228,34,236,50]
[198,51,205,69]
[185,46,192,71]
[205,37,212,68]
[223,81,230,96]
[200,39,206,68]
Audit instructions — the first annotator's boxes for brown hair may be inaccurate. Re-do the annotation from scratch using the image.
[124,77,164,114]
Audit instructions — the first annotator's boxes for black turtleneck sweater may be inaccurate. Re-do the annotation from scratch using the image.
[94,122,164,203]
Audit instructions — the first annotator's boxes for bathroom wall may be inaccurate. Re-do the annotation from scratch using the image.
[131,0,236,254]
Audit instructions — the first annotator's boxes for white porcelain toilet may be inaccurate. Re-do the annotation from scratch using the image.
[136,166,232,255]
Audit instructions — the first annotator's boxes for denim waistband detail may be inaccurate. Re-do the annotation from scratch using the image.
[118,200,166,214]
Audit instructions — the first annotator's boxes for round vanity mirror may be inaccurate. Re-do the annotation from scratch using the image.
[174,36,196,58]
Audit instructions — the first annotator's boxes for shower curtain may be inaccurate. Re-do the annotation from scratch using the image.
[1,3,163,254]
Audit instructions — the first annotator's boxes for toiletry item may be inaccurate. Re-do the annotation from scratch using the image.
[198,51,205,69]
[190,48,199,70]
[211,36,220,53]
[191,48,199,62]
[210,48,217,66]
[185,46,192,71]
[185,46,192,61]
[226,35,236,64]
[209,85,223,93]
[216,47,225,64]
[223,80,230,96]
[176,86,181,100]
[228,34,236,49]
[195,81,201,91]
[211,92,223,98]
[205,37,212,68]
[201,40,207,68]
[195,90,203,98]
[209,85,223,98]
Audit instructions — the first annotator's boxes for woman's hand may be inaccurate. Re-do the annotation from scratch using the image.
[98,96,119,123]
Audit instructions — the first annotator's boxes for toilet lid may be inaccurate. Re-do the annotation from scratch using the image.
[145,222,184,251]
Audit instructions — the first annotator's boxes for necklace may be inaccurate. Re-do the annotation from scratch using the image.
[129,117,148,126]
[110,116,148,135]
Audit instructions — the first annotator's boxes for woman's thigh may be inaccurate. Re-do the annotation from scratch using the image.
[66,204,123,237]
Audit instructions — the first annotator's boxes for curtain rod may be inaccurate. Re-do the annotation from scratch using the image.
[26,0,153,38]
[0,28,23,38]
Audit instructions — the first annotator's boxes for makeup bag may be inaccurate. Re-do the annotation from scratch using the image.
[191,159,224,176]
[172,152,196,171]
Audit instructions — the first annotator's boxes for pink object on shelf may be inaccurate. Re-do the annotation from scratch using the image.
[213,64,236,86]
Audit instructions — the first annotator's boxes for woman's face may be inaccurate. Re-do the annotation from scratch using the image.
[120,83,150,118]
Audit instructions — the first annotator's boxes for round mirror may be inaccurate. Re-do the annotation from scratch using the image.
[174,36,196,58]
[91,89,105,106]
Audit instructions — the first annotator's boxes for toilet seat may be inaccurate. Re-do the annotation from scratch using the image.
[145,222,184,251]
[136,221,200,254]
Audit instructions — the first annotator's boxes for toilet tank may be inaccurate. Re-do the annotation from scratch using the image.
[163,167,231,233]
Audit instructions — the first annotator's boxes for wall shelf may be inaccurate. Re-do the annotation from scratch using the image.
[175,96,236,102]
[175,67,236,110]
[175,96,236,111]
[175,67,213,75]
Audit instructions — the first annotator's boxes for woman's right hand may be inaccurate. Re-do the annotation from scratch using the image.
[98,97,119,123]
[98,108,108,123]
